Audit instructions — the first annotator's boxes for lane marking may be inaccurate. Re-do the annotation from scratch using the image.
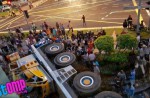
[110,10,135,14]
[0,17,11,22]
[146,9,150,16]
[0,15,23,29]
[0,15,123,31]
[0,17,15,27]
[103,18,126,20]
[6,23,12,29]
[0,0,120,30]
[101,10,135,20]
[105,15,109,17]
[45,0,117,17]
[132,0,144,23]
[32,15,123,24]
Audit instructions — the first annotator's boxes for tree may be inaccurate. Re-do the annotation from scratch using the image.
[94,35,114,53]
[117,34,137,50]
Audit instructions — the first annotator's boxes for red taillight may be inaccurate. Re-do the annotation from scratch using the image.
[7,1,10,4]
[7,0,11,5]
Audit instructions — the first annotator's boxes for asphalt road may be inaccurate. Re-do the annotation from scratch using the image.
[0,0,150,31]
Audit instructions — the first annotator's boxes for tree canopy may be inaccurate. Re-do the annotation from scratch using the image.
[94,35,114,53]
[117,34,137,50]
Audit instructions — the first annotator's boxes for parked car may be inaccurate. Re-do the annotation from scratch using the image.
[0,5,11,12]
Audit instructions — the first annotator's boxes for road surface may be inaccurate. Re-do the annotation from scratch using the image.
[0,0,149,31]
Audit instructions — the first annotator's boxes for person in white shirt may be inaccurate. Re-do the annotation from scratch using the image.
[88,52,96,70]
[137,34,140,43]
[143,44,149,62]
[89,51,96,61]
[82,52,89,65]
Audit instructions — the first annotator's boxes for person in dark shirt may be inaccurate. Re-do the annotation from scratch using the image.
[123,19,128,28]
[82,15,86,27]
[140,20,144,30]
[127,15,133,29]
[44,21,48,29]
[56,22,59,30]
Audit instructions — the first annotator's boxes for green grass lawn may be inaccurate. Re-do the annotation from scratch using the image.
[0,9,18,17]
[71,28,150,39]
[0,11,9,17]
[0,28,150,39]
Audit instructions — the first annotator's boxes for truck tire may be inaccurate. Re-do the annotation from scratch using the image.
[95,91,122,98]
[73,71,101,96]
[54,52,76,67]
[45,43,64,55]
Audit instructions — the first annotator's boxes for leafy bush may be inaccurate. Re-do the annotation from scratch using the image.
[117,34,137,49]
[94,35,114,53]
[104,53,128,63]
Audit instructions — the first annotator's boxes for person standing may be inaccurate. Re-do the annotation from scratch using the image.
[123,19,128,32]
[82,15,86,27]
[93,64,100,75]
[88,51,96,70]
[129,68,135,86]
[117,70,126,82]
[19,27,24,38]
[44,21,49,30]
[67,20,73,33]
[143,44,149,63]
[140,20,144,30]
[56,22,59,30]
[60,24,65,35]
[127,15,133,29]
[8,29,13,36]
[31,23,37,33]
[52,27,57,37]
[128,50,136,67]
[126,83,135,98]
[15,28,21,38]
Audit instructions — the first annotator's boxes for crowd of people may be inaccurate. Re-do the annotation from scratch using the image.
[0,20,102,79]
[122,15,146,33]
[0,15,149,97]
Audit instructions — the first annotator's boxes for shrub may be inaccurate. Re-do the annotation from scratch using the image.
[103,53,128,63]
[117,34,138,49]
[94,35,114,53]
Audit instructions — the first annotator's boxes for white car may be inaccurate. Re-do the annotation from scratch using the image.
[0,5,11,12]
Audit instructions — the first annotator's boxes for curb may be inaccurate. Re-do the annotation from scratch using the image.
[0,26,123,34]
